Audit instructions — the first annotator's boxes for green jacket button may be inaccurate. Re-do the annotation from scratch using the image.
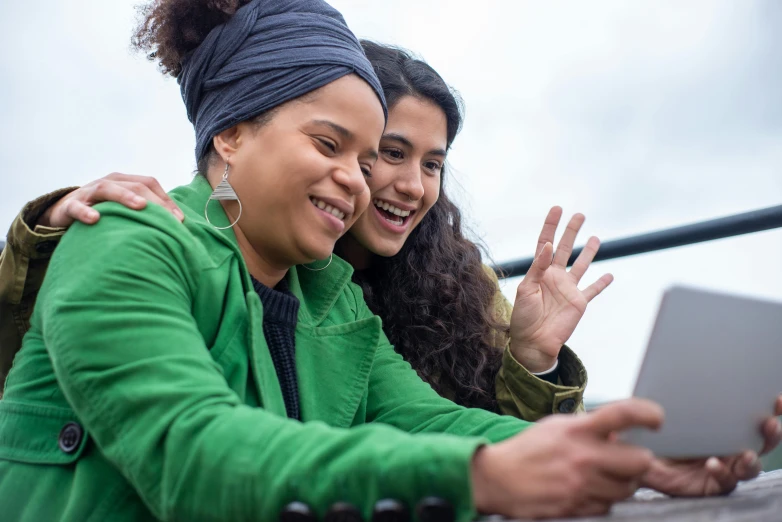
[58,422,83,454]
[416,497,454,522]
[324,502,363,522]
[279,502,316,522]
[558,398,577,413]
[372,499,410,522]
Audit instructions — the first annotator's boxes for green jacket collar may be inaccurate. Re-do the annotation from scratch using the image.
[170,175,356,327]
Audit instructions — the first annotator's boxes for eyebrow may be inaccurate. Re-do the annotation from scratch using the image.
[312,119,378,160]
[382,132,447,157]
[312,119,353,140]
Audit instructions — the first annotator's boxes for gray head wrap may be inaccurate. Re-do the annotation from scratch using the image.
[178,0,387,161]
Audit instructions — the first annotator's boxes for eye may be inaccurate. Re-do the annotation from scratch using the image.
[424,160,443,174]
[360,165,373,178]
[316,137,337,153]
[381,148,404,161]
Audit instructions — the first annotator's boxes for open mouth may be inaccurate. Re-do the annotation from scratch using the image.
[373,199,414,227]
[310,196,346,221]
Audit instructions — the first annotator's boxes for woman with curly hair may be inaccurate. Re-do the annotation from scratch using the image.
[1,42,597,421]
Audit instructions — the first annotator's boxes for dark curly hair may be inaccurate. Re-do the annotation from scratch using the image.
[132,0,254,78]
[131,0,274,171]
[350,42,508,411]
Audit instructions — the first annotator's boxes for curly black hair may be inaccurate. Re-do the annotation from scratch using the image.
[132,0,254,78]
[350,42,508,411]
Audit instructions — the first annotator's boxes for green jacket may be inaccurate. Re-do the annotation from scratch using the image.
[0,191,586,420]
[0,176,530,522]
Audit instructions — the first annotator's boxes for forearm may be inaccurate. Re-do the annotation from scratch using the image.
[0,188,75,392]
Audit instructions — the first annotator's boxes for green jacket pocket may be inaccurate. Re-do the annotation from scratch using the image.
[0,401,89,465]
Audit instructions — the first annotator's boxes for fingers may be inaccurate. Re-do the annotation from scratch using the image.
[569,236,600,283]
[523,242,554,286]
[581,398,665,438]
[728,451,762,481]
[130,175,184,221]
[760,415,782,455]
[585,472,640,502]
[582,273,615,302]
[593,443,655,480]
[90,174,183,221]
[553,213,585,267]
[703,457,739,496]
[60,199,100,226]
[87,180,148,209]
[775,395,782,417]
[535,206,563,257]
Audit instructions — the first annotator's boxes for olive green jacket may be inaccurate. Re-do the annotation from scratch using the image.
[0,190,586,419]
[0,176,532,522]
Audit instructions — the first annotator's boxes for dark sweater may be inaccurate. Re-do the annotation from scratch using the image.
[251,276,301,421]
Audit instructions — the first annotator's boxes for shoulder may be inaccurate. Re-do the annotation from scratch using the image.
[481,264,513,324]
[64,201,232,274]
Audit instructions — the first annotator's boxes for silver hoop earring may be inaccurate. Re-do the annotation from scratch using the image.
[301,253,333,272]
[205,162,242,230]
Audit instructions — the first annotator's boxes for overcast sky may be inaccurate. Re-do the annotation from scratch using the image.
[1,1,780,402]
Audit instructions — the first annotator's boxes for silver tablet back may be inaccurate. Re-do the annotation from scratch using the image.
[622,285,782,458]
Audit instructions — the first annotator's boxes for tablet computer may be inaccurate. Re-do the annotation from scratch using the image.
[621,285,782,458]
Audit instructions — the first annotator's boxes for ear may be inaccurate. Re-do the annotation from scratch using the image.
[212,124,245,163]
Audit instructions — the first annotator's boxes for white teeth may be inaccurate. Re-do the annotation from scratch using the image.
[373,199,411,217]
[310,197,346,220]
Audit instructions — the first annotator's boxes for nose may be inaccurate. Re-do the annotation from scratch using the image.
[395,164,425,202]
[332,163,368,197]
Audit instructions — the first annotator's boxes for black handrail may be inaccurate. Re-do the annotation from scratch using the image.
[2,204,781,271]
[493,204,782,279]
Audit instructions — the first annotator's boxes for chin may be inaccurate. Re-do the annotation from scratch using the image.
[370,241,405,258]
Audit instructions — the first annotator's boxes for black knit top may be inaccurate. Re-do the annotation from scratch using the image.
[251,276,301,421]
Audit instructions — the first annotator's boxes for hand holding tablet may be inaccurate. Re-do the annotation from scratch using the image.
[622,286,782,459]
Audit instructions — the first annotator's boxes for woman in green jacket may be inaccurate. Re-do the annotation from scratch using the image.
[1,43,594,421]
[0,1,779,521]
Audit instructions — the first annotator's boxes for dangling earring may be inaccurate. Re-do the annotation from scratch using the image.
[301,254,333,272]
[205,162,242,230]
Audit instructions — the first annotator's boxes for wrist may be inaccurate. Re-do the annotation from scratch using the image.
[509,340,558,373]
[470,445,494,514]
[37,206,55,228]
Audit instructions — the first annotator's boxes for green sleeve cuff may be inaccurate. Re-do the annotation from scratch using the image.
[495,345,587,421]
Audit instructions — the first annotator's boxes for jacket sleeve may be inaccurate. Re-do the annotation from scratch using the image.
[38,203,507,522]
[0,187,75,392]
[486,266,588,420]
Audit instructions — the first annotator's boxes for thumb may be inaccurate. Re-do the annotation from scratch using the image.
[523,242,554,286]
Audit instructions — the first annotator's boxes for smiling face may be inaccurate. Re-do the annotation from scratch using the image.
[216,74,385,269]
[345,95,448,259]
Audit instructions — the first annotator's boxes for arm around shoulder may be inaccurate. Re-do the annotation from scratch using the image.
[0,187,76,392]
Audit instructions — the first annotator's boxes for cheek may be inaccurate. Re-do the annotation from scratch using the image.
[421,177,441,213]
[346,190,372,230]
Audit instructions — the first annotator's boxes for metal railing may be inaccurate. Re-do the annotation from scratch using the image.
[2,204,782,265]
[493,204,782,279]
